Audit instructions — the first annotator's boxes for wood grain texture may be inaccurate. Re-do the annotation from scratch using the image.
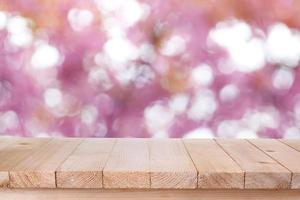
[1,189,300,200]
[56,138,115,188]
[0,138,49,188]
[9,138,81,188]
[0,138,17,187]
[216,139,291,189]
[0,138,299,190]
[280,140,300,152]
[149,139,197,189]
[249,139,300,189]
[103,139,150,189]
[184,139,244,189]
[0,137,14,150]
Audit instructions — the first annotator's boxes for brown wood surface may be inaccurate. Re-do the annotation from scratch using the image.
[0,138,299,190]
[0,137,14,150]
[216,139,291,189]
[56,138,115,188]
[249,139,300,189]
[184,139,244,189]
[0,138,49,187]
[0,189,300,200]
[280,140,300,152]
[103,138,150,188]
[149,139,197,189]
[9,138,81,188]
[0,137,19,187]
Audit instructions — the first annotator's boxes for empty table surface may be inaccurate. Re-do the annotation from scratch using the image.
[0,138,299,189]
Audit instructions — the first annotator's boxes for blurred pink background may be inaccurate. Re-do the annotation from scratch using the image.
[1,0,300,138]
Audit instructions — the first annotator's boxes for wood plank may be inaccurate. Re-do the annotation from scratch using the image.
[0,137,20,187]
[250,139,300,189]
[184,139,244,189]
[1,189,300,200]
[0,137,14,150]
[216,139,291,189]
[9,138,82,188]
[103,138,150,188]
[149,139,197,189]
[0,138,49,187]
[280,140,300,152]
[0,138,11,187]
[56,138,115,188]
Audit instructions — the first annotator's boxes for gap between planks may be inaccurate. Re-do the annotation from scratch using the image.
[249,139,300,189]
[0,138,51,187]
[183,139,244,189]
[1,138,300,189]
[56,138,116,188]
[102,139,198,189]
[9,138,83,188]
[216,139,293,189]
[3,138,199,189]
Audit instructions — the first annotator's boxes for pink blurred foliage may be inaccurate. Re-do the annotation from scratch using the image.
[0,0,300,138]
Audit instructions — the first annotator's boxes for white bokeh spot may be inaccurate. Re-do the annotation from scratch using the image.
[266,23,300,67]
[219,84,239,102]
[44,88,63,108]
[272,67,295,90]
[160,35,186,57]
[184,127,214,138]
[209,20,266,73]
[169,94,189,114]
[68,8,94,31]
[190,64,214,87]
[6,15,33,47]
[81,105,98,125]
[187,90,217,121]
[144,103,174,135]
[31,44,60,69]
[104,37,138,64]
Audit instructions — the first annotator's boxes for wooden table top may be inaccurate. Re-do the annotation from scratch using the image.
[0,138,299,190]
